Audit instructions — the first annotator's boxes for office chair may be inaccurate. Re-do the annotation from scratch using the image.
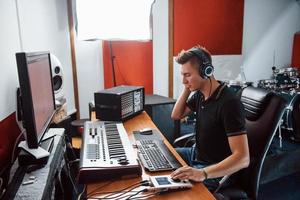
[173,86,287,200]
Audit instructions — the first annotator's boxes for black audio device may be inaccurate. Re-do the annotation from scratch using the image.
[94,85,145,121]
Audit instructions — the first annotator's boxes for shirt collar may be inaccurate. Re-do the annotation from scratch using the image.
[208,81,227,101]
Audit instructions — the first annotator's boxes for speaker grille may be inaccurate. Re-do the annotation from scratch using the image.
[53,75,63,92]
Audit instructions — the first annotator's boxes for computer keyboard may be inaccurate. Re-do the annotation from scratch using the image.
[136,139,182,172]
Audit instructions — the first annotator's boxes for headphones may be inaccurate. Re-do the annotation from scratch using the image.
[188,47,214,79]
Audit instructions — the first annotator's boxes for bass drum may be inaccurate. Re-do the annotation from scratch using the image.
[279,91,300,142]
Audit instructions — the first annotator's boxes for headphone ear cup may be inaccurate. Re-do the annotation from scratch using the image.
[204,64,214,78]
[200,64,214,79]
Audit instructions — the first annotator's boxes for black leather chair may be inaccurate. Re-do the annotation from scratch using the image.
[173,86,287,200]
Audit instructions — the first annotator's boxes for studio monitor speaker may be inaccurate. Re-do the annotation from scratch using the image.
[50,54,65,104]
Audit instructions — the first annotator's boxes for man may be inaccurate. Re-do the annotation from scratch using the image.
[170,45,250,191]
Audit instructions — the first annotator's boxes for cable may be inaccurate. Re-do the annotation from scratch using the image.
[125,188,167,200]
[125,189,147,200]
[87,180,150,199]
[126,188,162,200]
[63,153,79,195]
[11,107,26,164]
[57,168,65,198]
[10,129,25,165]
[101,187,140,199]
[77,184,86,200]
[128,193,157,200]
[15,107,25,133]
[86,179,117,197]
[208,77,212,98]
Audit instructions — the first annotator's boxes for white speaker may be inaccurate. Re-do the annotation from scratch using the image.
[50,54,65,103]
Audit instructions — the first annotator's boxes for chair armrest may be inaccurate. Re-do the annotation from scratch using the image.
[173,133,196,147]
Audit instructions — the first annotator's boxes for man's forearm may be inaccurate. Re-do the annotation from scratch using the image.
[202,152,249,180]
[203,134,250,180]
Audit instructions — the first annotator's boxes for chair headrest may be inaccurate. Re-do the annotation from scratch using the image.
[241,87,273,121]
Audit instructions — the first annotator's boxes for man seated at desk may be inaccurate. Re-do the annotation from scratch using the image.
[171,45,250,192]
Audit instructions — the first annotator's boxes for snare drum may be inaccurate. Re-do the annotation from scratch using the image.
[278,91,300,142]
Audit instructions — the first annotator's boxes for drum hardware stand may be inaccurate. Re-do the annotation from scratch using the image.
[278,119,283,148]
[278,103,294,148]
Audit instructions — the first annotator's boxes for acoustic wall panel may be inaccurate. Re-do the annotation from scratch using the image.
[174,0,244,55]
[102,41,153,94]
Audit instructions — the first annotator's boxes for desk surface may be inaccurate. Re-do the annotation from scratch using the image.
[86,112,215,200]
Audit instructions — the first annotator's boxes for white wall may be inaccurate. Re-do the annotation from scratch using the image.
[75,40,104,118]
[0,0,21,120]
[153,0,169,96]
[0,0,75,121]
[243,0,300,84]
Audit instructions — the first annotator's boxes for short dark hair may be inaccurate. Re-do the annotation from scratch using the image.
[175,45,212,66]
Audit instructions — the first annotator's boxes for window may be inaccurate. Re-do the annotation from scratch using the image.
[76,0,155,41]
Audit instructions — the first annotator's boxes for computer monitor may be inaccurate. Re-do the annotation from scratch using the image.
[16,51,56,149]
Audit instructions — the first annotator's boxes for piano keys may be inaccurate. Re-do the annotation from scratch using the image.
[77,121,141,183]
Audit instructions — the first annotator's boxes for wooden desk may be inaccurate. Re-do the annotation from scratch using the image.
[86,112,215,200]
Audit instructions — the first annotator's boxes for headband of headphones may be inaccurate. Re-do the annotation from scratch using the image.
[188,47,214,79]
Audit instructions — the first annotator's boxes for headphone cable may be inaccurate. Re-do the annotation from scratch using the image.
[208,77,212,98]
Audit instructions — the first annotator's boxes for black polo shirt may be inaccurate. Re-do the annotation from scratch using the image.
[186,83,246,164]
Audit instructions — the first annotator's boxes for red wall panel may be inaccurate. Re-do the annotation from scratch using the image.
[292,32,300,69]
[103,41,153,94]
[174,0,244,55]
[0,113,20,168]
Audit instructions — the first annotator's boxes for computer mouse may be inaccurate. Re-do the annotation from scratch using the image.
[140,128,153,135]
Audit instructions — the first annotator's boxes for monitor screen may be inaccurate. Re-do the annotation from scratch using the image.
[16,52,56,148]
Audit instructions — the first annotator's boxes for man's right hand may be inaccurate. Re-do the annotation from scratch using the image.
[171,88,192,120]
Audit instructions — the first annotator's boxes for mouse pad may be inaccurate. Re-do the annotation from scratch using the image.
[133,129,163,141]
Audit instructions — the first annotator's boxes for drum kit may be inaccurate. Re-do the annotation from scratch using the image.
[258,67,300,91]
[258,67,300,142]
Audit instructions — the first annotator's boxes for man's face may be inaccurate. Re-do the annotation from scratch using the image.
[181,61,205,91]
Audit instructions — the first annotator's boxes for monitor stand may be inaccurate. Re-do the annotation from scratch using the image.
[18,136,54,166]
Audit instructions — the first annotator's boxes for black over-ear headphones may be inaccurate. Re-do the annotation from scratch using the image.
[188,47,214,79]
